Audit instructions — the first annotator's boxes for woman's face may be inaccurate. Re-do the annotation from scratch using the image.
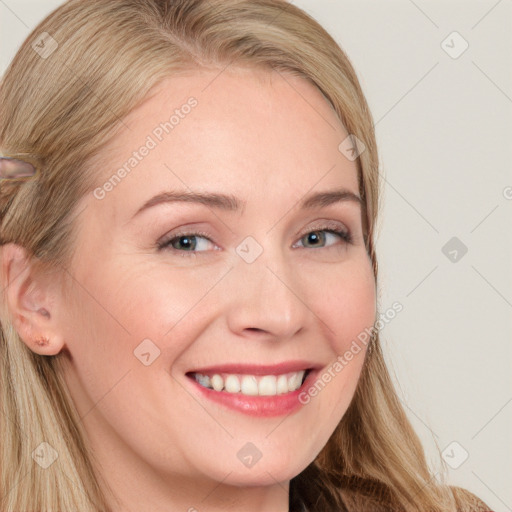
[57,67,376,498]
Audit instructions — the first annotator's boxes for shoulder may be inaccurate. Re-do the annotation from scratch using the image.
[449,486,493,512]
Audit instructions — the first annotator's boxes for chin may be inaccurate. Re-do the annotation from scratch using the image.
[215,456,310,488]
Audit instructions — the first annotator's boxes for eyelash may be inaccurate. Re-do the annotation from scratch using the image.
[157,223,352,257]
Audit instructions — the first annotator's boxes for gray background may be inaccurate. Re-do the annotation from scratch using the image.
[1,1,511,510]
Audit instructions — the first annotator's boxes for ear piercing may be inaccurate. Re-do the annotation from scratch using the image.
[35,336,49,347]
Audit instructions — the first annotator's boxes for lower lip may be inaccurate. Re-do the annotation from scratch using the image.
[187,370,318,417]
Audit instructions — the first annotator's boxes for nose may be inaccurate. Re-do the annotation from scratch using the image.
[224,242,311,341]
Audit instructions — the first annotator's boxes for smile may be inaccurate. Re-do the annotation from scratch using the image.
[185,362,321,417]
[191,370,310,396]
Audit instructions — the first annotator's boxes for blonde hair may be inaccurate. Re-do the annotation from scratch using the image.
[0,1,485,510]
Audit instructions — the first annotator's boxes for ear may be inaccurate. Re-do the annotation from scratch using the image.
[0,242,67,356]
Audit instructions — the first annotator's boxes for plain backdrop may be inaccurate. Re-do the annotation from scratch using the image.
[1,1,511,511]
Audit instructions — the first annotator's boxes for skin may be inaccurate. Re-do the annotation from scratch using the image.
[2,67,376,512]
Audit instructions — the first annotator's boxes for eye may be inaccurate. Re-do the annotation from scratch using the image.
[157,222,352,257]
[294,225,352,249]
[157,230,216,255]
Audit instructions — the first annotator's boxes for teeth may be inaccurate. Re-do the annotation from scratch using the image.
[277,374,288,394]
[259,375,276,396]
[195,373,211,388]
[288,372,301,390]
[225,374,241,393]
[211,374,224,392]
[193,370,307,396]
[241,375,258,395]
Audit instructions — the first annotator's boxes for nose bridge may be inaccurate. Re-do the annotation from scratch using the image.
[224,233,309,338]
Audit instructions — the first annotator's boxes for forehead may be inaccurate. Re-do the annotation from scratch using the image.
[88,66,360,220]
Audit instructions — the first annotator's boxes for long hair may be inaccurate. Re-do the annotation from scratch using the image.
[0,1,483,510]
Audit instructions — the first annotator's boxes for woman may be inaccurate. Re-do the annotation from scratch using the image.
[0,1,492,511]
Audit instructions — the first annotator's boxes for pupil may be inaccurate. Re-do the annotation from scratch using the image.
[306,231,323,247]
[179,236,195,250]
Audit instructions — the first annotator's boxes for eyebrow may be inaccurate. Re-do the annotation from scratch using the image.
[131,187,362,219]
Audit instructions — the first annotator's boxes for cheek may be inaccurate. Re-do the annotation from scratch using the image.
[308,257,376,352]
[114,264,228,352]
[283,257,376,462]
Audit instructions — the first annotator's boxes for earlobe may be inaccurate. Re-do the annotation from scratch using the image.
[0,242,66,356]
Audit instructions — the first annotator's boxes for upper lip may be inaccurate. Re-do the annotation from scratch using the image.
[187,360,323,376]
